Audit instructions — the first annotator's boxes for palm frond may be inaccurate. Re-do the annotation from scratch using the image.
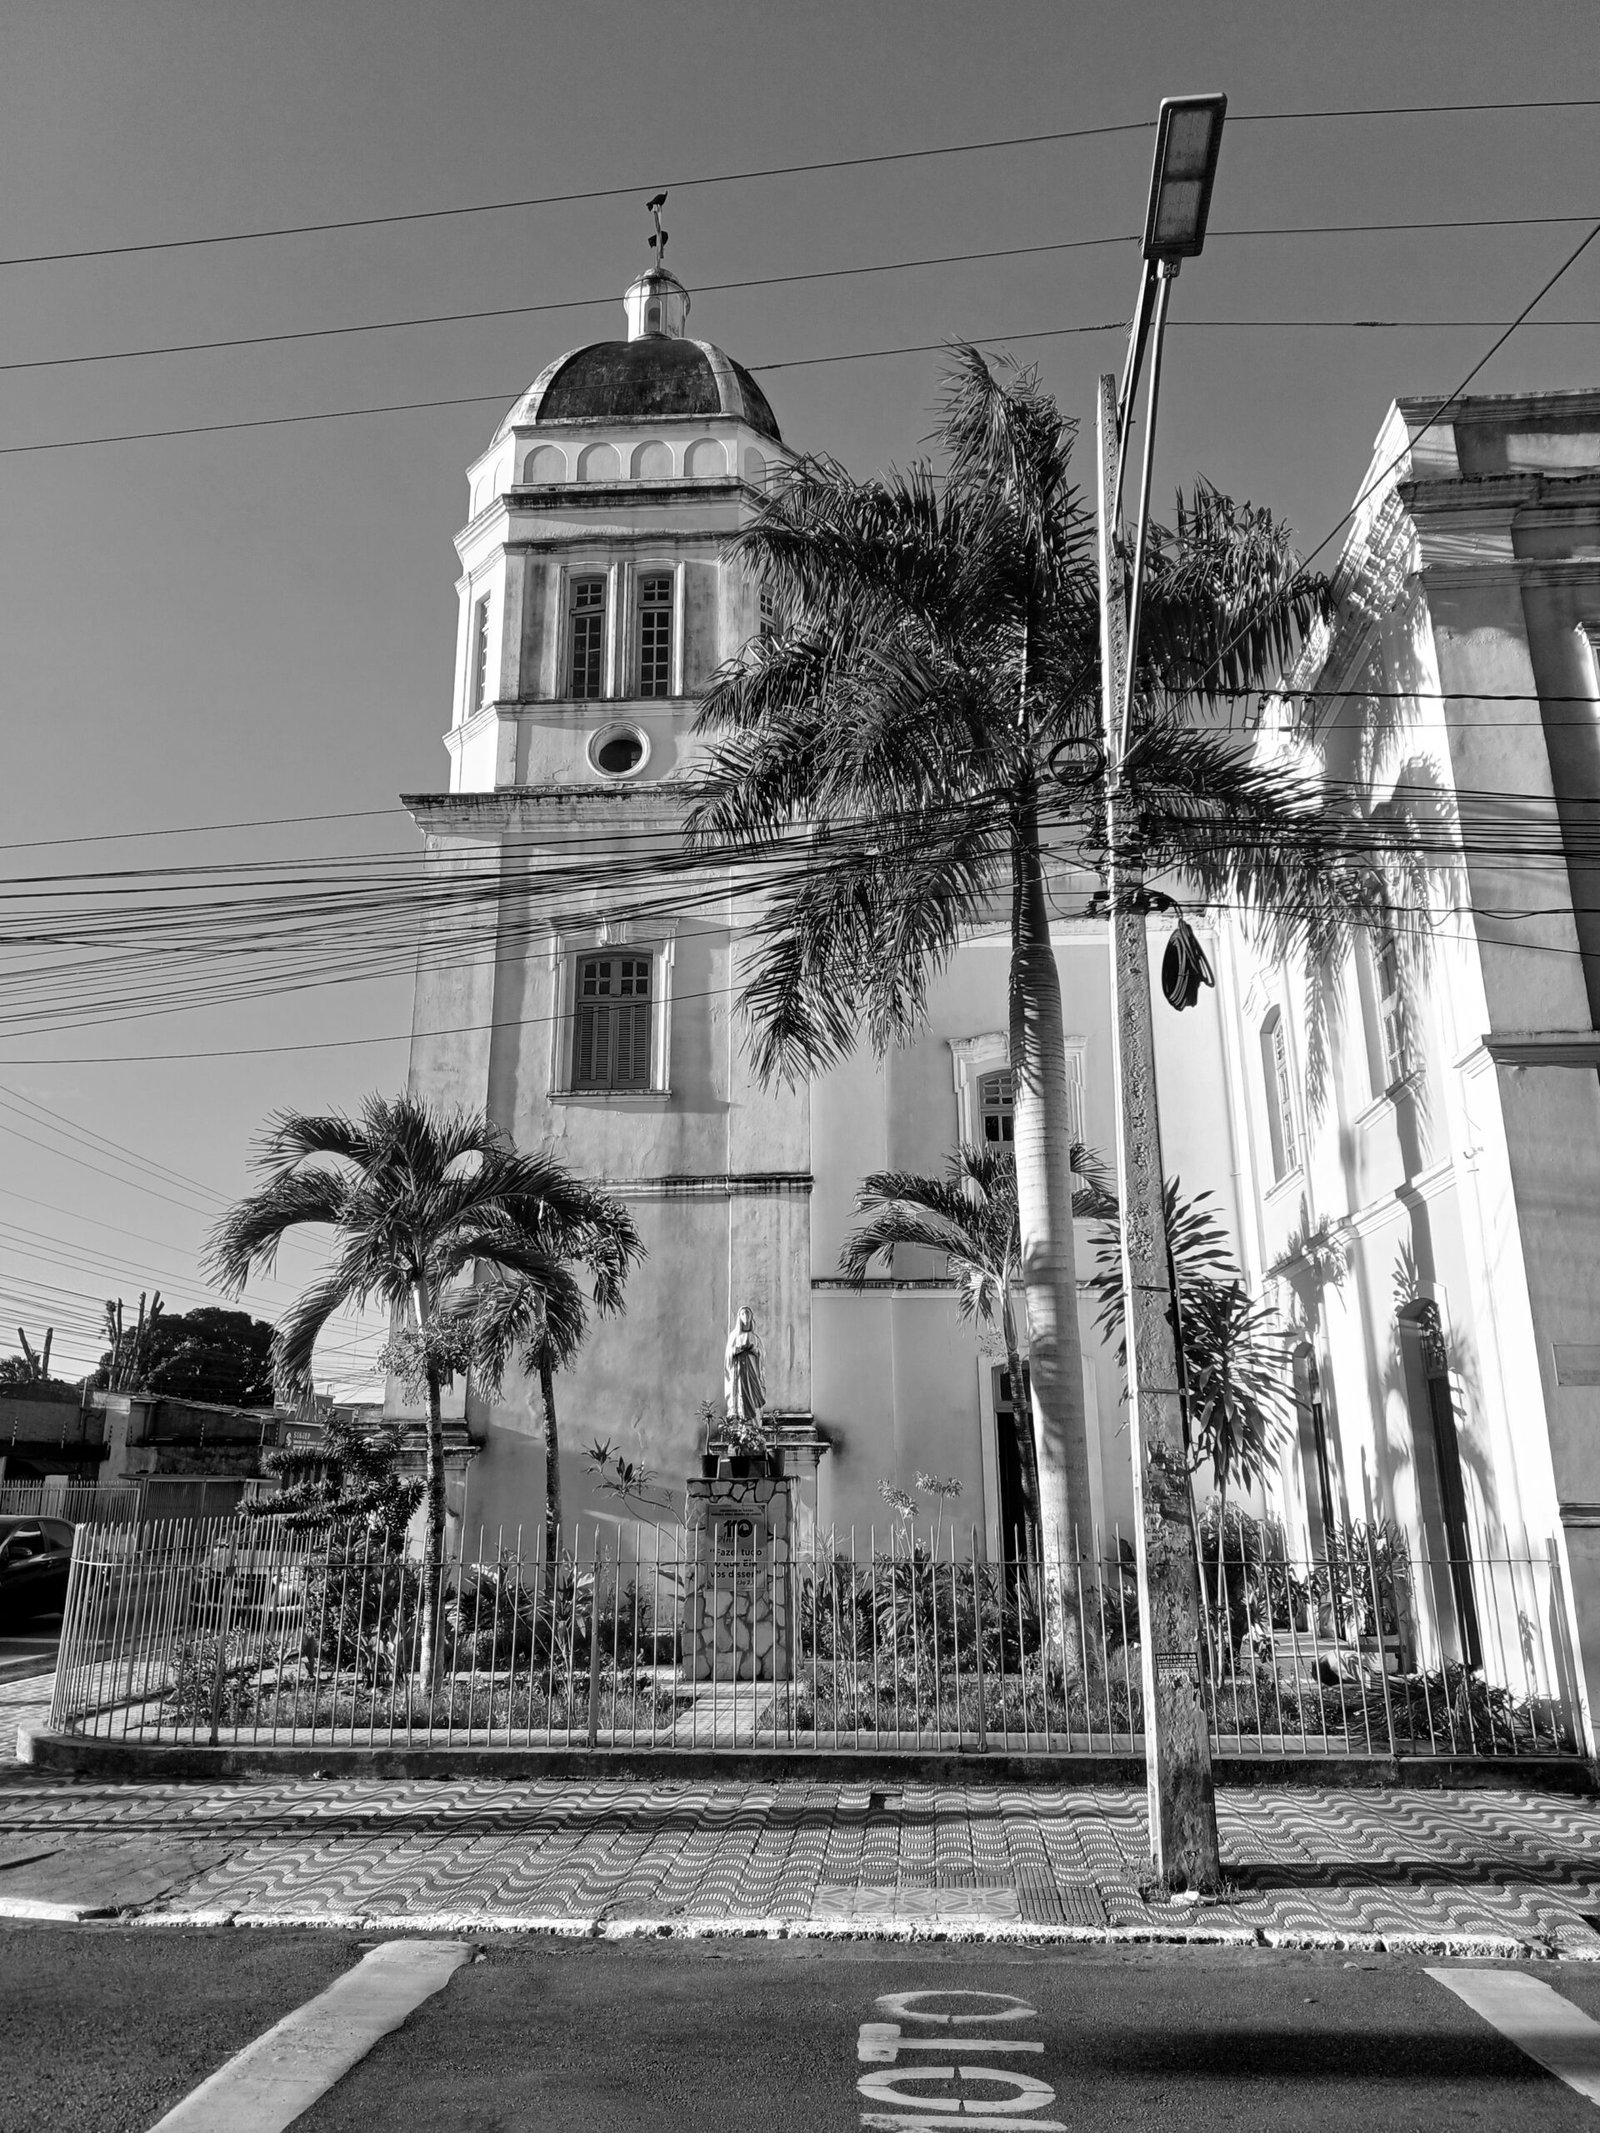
[205,1167,355,1291]
[1138,480,1332,707]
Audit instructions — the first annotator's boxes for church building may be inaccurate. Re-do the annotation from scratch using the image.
[393,247,1246,1558]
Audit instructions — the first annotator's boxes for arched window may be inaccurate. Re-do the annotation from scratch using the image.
[978,1068,1014,1145]
[1259,1009,1299,1181]
[523,444,567,484]
[992,1362,1037,1561]
[631,440,672,480]
[1401,1299,1481,1668]
[568,577,607,700]
[1292,1343,1339,1565]
[578,442,621,483]
[685,437,727,478]
[637,572,673,698]
[1372,912,1409,1089]
[469,594,491,715]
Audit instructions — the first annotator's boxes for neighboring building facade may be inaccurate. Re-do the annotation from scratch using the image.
[394,258,1247,1556]
[1222,388,1600,1732]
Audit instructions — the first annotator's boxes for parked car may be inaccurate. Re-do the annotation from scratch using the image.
[0,1516,74,1624]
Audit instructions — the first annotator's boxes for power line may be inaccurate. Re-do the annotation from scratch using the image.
[12,280,1597,461]
[1297,218,1600,581]
[4,99,1594,269]
[0,806,407,855]
[1182,215,1600,712]
[7,225,1597,379]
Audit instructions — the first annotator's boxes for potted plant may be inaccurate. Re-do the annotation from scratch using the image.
[722,1411,767,1479]
[696,1398,719,1477]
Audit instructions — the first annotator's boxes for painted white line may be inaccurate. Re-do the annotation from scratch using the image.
[148,1938,471,2131]
[1428,1967,1600,2107]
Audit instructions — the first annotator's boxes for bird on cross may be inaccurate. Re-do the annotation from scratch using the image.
[646,190,668,264]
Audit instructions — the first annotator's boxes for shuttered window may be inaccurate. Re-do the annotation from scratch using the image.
[569,576,606,699]
[1261,1008,1299,1180]
[1374,918,1409,1087]
[470,594,491,713]
[638,572,673,697]
[572,956,653,1090]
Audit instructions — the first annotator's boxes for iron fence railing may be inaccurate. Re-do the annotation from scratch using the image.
[46,1514,1584,1760]
[0,1482,141,1524]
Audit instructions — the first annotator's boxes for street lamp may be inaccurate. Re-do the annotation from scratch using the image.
[1093,94,1226,1892]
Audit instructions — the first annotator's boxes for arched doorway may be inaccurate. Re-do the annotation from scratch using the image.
[1400,1299,1481,1669]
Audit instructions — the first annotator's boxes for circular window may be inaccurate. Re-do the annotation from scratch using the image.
[588,724,649,779]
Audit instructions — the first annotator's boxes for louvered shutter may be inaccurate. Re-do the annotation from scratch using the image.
[621,996,651,1087]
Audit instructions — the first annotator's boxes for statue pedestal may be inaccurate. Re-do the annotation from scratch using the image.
[682,1470,794,1682]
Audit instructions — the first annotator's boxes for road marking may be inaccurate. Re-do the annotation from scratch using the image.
[1428,1967,1600,2107]
[149,1939,470,2131]
[858,1987,1062,2128]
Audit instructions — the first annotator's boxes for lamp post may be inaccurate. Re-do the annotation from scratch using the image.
[1096,93,1226,1891]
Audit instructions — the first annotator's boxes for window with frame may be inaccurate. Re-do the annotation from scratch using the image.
[978,1068,1014,1145]
[568,576,607,700]
[572,955,653,1091]
[469,594,491,714]
[1260,1008,1299,1181]
[1373,915,1409,1089]
[637,572,673,698]
[758,582,777,642]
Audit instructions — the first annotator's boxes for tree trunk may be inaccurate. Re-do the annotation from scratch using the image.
[1009,781,1092,1676]
[411,1279,447,1688]
[540,1349,562,1579]
[418,1362,446,1685]
[1213,1472,1230,1676]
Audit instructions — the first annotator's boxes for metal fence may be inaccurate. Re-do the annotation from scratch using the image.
[0,1482,141,1524]
[47,1514,1584,1761]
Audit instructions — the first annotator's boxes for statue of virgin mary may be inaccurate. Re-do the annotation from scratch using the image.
[723,1304,767,1428]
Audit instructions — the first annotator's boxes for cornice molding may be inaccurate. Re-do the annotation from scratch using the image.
[1484,1030,1600,1068]
[605,1171,812,1201]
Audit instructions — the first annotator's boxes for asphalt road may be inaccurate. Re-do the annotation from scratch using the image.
[3,1927,1598,2132]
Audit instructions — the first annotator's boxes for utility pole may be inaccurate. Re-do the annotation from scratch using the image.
[1095,94,1229,1892]
[1098,372,1219,1890]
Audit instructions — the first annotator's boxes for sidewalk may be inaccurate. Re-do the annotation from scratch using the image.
[5,1694,1600,1953]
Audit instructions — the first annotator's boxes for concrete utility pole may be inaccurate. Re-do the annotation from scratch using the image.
[1097,372,1219,1891]
[1095,94,1229,1891]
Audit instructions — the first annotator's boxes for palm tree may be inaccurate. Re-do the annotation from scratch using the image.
[206,1092,641,1677]
[841,1143,1036,1545]
[687,355,1105,1606]
[840,1140,1119,1558]
[1084,1172,1293,1661]
[685,353,1351,1612]
[447,1182,642,1579]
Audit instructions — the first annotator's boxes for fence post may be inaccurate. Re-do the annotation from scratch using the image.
[972,1525,988,1754]
[1363,1522,1398,1761]
[207,1520,240,1747]
[586,1532,602,1750]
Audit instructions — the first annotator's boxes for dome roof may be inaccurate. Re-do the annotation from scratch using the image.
[494,335,781,446]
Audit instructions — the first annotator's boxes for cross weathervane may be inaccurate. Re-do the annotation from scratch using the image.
[646,190,668,266]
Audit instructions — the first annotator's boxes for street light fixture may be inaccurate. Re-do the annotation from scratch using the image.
[1141,94,1228,263]
[1092,94,1228,1892]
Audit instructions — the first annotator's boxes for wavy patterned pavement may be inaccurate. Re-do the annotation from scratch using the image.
[2,1764,1600,1949]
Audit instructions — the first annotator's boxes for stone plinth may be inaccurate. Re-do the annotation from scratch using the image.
[682,1471,793,1682]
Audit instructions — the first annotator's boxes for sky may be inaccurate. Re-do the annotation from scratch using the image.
[0,0,1596,1378]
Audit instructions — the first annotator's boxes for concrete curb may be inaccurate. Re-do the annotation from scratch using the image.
[0,1893,118,1922]
[18,1729,1598,1795]
[123,1908,1599,1959]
